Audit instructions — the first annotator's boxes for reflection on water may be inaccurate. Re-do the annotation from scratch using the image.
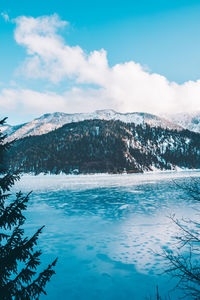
[11,171,200,299]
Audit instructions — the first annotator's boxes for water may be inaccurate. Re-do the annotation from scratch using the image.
[11,171,200,299]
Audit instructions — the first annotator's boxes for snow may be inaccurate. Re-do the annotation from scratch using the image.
[164,111,200,133]
[16,169,200,191]
[11,171,200,299]
[4,109,182,142]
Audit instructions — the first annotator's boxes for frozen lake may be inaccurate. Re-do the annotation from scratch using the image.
[11,171,200,299]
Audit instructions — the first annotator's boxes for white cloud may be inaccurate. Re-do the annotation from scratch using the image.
[2,14,200,117]
[14,14,108,86]
[0,87,115,116]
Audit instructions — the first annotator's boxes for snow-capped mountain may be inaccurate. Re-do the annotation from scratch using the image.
[1,123,27,137]
[3,110,182,143]
[165,112,200,133]
[8,119,200,174]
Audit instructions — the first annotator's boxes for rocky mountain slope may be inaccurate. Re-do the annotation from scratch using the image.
[8,119,200,175]
[165,112,200,133]
[2,110,182,143]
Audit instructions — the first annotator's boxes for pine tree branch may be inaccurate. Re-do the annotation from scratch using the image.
[0,192,31,229]
[0,226,44,280]
[19,258,58,299]
[0,172,21,193]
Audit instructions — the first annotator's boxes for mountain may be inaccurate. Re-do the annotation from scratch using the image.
[8,119,200,175]
[1,123,27,137]
[165,112,200,133]
[3,110,182,143]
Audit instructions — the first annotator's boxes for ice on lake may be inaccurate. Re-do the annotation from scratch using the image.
[11,171,200,299]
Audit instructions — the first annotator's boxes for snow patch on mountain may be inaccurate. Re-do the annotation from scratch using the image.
[165,112,200,133]
[2,123,27,138]
[4,110,183,143]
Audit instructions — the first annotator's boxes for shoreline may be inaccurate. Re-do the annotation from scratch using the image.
[20,168,200,178]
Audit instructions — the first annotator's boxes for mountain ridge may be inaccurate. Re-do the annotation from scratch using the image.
[164,111,200,133]
[8,119,200,175]
[2,109,183,142]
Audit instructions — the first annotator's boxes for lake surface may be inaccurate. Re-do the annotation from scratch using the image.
[11,171,200,299]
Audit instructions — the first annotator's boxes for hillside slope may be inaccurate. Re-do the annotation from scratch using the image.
[166,112,200,133]
[3,110,182,143]
[8,119,200,174]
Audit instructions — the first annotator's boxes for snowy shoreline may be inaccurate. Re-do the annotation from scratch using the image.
[15,169,200,192]
[20,168,200,178]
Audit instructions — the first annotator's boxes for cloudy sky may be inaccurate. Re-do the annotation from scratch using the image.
[1,0,200,124]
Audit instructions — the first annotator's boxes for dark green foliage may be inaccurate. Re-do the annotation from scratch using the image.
[8,119,200,174]
[0,119,57,299]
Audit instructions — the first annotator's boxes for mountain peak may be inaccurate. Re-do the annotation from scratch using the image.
[3,109,183,143]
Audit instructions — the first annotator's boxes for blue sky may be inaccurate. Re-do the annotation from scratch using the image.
[1,0,200,124]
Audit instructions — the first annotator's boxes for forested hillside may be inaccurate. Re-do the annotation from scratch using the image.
[2,110,182,143]
[8,119,200,174]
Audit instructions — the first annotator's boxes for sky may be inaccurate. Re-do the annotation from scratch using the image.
[1,0,200,124]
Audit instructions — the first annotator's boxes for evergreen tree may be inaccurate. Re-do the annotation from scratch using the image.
[0,118,57,299]
[8,119,200,175]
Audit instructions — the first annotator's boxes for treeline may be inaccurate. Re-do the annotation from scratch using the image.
[7,119,200,174]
